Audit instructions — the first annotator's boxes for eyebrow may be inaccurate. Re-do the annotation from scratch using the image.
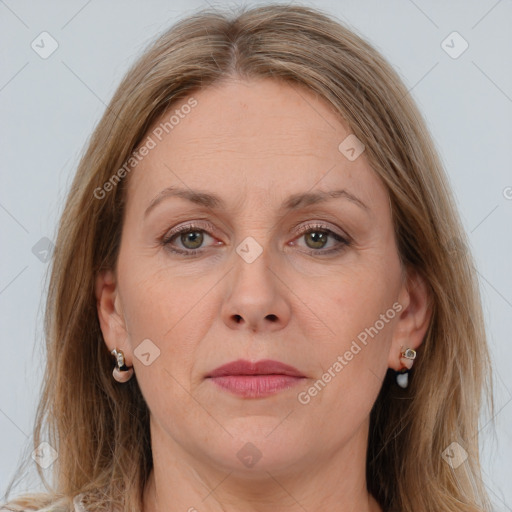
[144,186,369,218]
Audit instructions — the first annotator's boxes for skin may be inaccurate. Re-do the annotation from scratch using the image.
[96,77,431,512]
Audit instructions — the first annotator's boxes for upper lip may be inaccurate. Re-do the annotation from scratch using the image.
[207,359,305,378]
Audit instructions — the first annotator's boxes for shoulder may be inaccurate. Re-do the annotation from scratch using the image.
[0,492,85,512]
[0,505,68,512]
[71,494,87,512]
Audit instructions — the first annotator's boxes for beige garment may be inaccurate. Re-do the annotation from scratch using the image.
[72,494,87,512]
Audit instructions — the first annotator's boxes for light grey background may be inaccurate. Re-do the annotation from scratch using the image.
[1,0,511,508]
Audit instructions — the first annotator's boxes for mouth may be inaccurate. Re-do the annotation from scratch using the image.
[206,359,306,398]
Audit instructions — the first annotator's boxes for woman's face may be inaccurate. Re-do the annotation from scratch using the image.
[97,77,425,478]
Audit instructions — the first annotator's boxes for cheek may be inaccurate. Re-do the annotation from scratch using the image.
[118,268,211,423]
[305,262,395,341]
[297,290,392,435]
[298,260,398,394]
[119,258,197,335]
[119,264,221,376]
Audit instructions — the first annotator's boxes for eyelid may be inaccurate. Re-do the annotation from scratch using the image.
[290,220,350,240]
[162,219,348,240]
[160,218,352,256]
[161,220,218,241]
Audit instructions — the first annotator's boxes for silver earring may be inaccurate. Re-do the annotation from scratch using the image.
[396,347,416,388]
[111,348,134,383]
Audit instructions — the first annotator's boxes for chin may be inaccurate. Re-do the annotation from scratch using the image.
[198,425,310,476]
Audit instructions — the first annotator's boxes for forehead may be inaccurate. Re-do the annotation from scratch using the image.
[125,77,386,213]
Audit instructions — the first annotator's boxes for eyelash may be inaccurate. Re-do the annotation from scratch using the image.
[160,221,351,257]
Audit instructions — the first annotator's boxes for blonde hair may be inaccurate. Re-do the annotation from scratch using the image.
[1,4,494,511]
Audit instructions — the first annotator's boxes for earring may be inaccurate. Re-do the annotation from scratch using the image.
[396,347,416,388]
[111,348,134,383]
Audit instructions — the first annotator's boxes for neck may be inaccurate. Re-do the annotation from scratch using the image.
[142,417,382,512]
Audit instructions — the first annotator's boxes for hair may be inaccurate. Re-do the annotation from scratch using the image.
[1,3,495,512]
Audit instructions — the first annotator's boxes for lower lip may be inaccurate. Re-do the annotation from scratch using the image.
[208,375,304,398]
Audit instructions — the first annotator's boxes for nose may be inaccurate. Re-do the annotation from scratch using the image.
[221,242,291,333]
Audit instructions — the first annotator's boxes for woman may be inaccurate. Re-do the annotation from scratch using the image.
[1,4,494,512]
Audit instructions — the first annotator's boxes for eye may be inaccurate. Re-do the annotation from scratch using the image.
[291,223,351,255]
[159,221,351,257]
[160,222,219,255]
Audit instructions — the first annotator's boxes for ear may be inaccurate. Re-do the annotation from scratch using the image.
[388,266,432,371]
[95,269,132,365]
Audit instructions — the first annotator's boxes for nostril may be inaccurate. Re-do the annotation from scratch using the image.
[266,314,277,322]
[234,314,242,323]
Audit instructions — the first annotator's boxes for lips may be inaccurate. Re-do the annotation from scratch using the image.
[206,359,305,398]
[207,359,304,378]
